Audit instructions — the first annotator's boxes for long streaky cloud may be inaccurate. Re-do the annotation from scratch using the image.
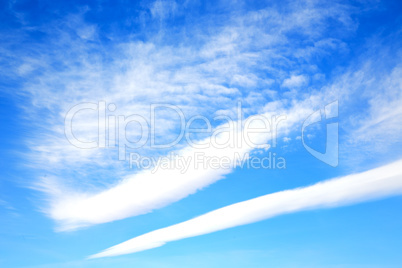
[90,159,402,258]
[45,112,294,231]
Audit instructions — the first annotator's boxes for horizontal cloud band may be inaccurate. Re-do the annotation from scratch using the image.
[90,159,402,258]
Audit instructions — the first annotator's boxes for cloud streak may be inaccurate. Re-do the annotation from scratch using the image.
[90,158,402,258]
[36,50,402,231]
[40,107,308,231]
[41,82,344,231]
[6,0,401,234]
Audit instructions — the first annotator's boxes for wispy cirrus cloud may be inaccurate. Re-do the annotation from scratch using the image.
[90,159,402,258]
[4,0,401,233]
[38,102,317,231]
[281,74,308,89]
[4,0,363,228]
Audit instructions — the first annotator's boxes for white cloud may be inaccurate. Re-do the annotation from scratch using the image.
[8,0,398,231]
[150,0,178,20]
[348,65,402,148]
[90,158,402,258]
[38,105,315,231]
[39,78,375,231]
[17,1,356,172]
[282,75,308,89]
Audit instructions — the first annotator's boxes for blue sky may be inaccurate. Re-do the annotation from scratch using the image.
[1,0,402,267]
